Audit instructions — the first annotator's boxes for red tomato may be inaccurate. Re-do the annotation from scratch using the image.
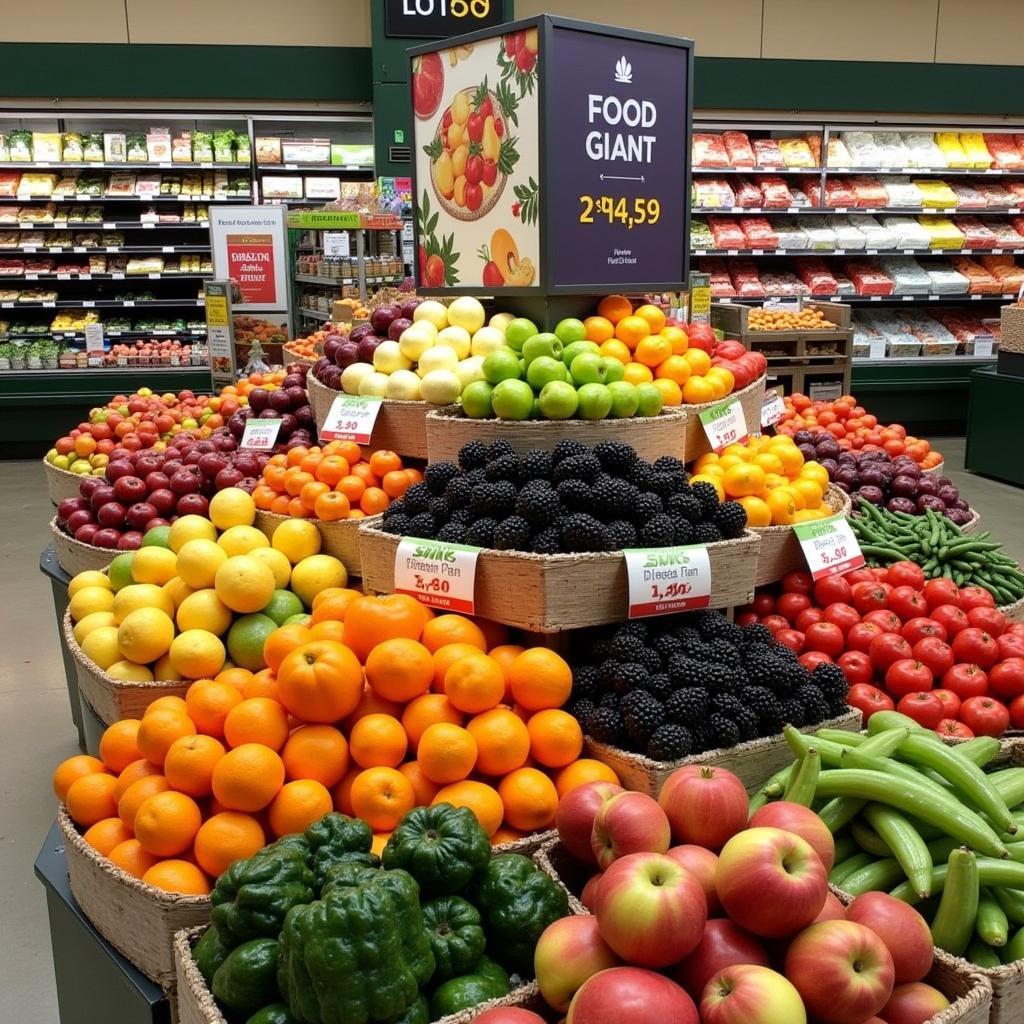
[815,576,853,606]
[941,663,989,701]
[852,582,889,615]
[1010,694,1024,730]
[735,611,759,628]
[1007,624,1024,639]
[989,658,1024,701]
[901,617,947,645]
[886,561,926,590]
[936,718,974,740]
[847,683,895,724]
[872,567,890,581]
[837,650,873,687]
[959,696,1010,738]
[869,633,914,673]
[864,609,903,634]
[761,614,790,635]
[958,586,996,611]
[997,633,1024,661]
[749,593,776,617]
[967,606,1006,637]
[774,628,806,654]
[847,621,883,654]
[795,608,825,633]
[885,658,935,698]
[776,592,811,623]
[822,602,861,636]
[799,651,834,673]
[897,691,945,729]
[911,637,954,679]
[887,586,929,622]
[923,578,961,611]
[845,568,879,586]
[951,627,1000,670]
[781,571,814,596]
[932,688,961,720]
[931,604,970,638]
[804,621,846,658]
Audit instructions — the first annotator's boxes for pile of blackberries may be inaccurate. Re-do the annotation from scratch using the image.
[378,439,748,553]
[568,610,849,761]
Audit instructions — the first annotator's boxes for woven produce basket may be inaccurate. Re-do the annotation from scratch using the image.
[1000,305,1024,355]
[961,506,982,535]
[358,525,761,633]
[753,485,852,587]
[922,459,945,477]
[64,609,189,723]
[43,458,86,506]
[1000,594,1024,623]
[59,808,210,988]
[533,836,590,916]
[584,707,862,797]
[50,517,115,575]
[493,827,557,857]
[254,510,381,578]
[307,372,429,458]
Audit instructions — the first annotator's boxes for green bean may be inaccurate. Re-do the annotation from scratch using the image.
[784,748,820,807]
[818,797,867,834]
[991,886,1024,926]
[966,938,1002,968]
[891,859,1024,904]
[850,817,892,858]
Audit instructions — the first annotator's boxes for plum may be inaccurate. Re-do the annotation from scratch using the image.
[855,485,884,504]
[887,497,917,514]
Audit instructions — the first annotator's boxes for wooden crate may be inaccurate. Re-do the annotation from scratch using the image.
[714,300,852,341]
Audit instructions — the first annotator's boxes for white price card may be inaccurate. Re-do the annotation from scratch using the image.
[761,390,786,428]
[792,513,866,581]
[624,545,712,618]
[394,538,480,614]
[84,322,104,367]
[974,339,994,358]
[868,338,887,359]
[240,418,282,451]
[319,394,382,443]
[698,398,748,453]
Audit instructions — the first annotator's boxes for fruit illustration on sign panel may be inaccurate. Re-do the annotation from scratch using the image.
[413,52,444,121]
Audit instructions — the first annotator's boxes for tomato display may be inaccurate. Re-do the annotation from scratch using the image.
[896,691,945,729]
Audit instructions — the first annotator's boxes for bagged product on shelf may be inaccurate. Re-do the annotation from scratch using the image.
[881,215,931,248]
[52,177,77,197]
[824,177,858,207]
[698,257,737,297]
[793,255,839,294]
[849,176,889,207]
[980,254,1024,290]
[255,137,282,165]
[826,136,853,167]
[61,133,83,162]
[759,269,810,296]
[722,130,756,166]
[926,262,970,294]
[852,318,885,356]
[768,218,810,248]
[903,132,946,168]
[213,130,236,163]
[959,132,993,168]
[30,133,60,162]
[0,134,8,161]
[693,132,731,167]
[914,179,958,207]
[951,255,1002,293]
[690,218,714,250]
[740,217,779,248]
[729,259,767,296]
[788,185,813,207]
[932,308,993,349]
[841,131,882,167]
[192,131,213,161]
[17,173,57,197]
[936,132,970,168]
[104,172,132,197]
[859,310,920,351]
[873,131,911,168]
[950,181,987,208]
[732,178,763,207]
[879,254,932,293]
[825,216,867,249]
[172,132,193,162]
[976,181,1015,208]
[880,176,923,207]
[18,204,55,225]
[918,216,965,248]
[0,173,20,198]
[146,129,172,163]
[0,231,17,248]
[235,134,250,162]
[843,259,895,294]
[803,179,823,206]
[779,137,817,167]
[991,220,1024,245]
[753,137,785,166]
[805,133,822,165]
[898,310,958,353]
[0,208,17,225]
[952,216,999,247]
[708,216,747,248]
[760,176,795,207]
[693,178,735,208]
[1005,181,1024,204]
[125,134,147,162]
[983,133,1024,169]
[8,130,32,162]
[81,133,103,162]
[800,215,838,250]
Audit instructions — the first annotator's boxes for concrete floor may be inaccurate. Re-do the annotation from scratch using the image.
[0,443,1022,1021]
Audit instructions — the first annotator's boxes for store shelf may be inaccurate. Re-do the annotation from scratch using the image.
[6,220,210,230]
[2,245,210,254]
[0,195,249,204]
[717,293,1015,304]
[693,206,1024,216]
[692,167,823,175]
[297,307,331,320]
[257,164,373,173]
[852,355,998,367]
[295,273,354,285]
[1,271,209,280]
[693,247,1024,257]
[692,166,1024,177]
[2,297,205,309]
[0,160,248,170]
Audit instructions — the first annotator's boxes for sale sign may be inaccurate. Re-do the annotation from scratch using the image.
[226,233,275,304]
[394,537,481,613]
[320,394,383,444]
[624,545,712,617]
[699,398,749,453]
[209,206,288,313]
[792,514,866,580]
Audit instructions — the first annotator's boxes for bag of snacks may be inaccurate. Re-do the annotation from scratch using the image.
[841,131,882,167]
[904,133,946,168]
[882,215,930,248]
[844,260,895,294]
[959,132,993,168]
[732,178,763,207]
[919,217,965,249]
[951,256,1001,293]
[833,270,857,294]
[879,255,932,293]
[779,137,816,167]
[936,132,970,168]
[976,182,1015,208]
[824,178,858,208]
[690,219,714,250]
[826,217,867,249]
[729,259,766,296]
[708,217,746,249]
[769,219,809,249]
[881,176,923,207]
[914,179,958,208]
[925,264,970,295]
[850,177,889,207]
[991,221,1024,246]
[826,137,853,167]
[693,179,735,208]
[984,134,1024,169]
[759,270,810,296]
[801,215,838,250]
[980,255,1024,291]
[723,131,756,167]
[953,217,999,248]
[805,134,822,165]
[950,182,987,208]
[874,132,911,168]
[699,258,736,297]
[793,256,839,294]
[760,176,795,208]
[741,217,779,248]
[753,138,784,167]
[693,133,730,168]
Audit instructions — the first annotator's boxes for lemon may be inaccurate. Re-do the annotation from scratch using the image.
[271,519,322,564]
[215,555,276,613]
[218,524,270,557]
[130,546,179,586]
[168,629,226,679]
[289,555,348,609]
[69,586,115,622]
[176,538,227,589]
[163,576,195,609]
[226,613,277,672]
[108,552,136,591]
[113,583,175,623]
[68,570,111,597]
[209,487,256,530]
[176,589,233,635]
[249,546,291,588]
[81,626,121,670]
[106,661,155,682]
[168,514,217,553]
[117,607,175,664]
[73,610,117,646]
[153,654,185,681]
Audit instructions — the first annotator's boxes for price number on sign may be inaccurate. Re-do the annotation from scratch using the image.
[761,391,786,428]
[320,395,382,444]
[394,537,480,614]
[413,575,450,595]
[579,196,661,231]
[792,514,866,581]
[624,545,713,618]
[240,418,282,451]
[698,398,749,454]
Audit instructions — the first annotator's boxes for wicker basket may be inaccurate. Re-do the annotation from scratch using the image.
[358,525,761,633]
[493,827,557,857]
[307,372,429,458]
[51,517,115,575]
[533,836,590,916]
[254,510,381,577]
[1000,594,1024,623]
[753,485,852,587]
[59,808,210,988]
[922,459,945,477]
[64,609,189,723]
[961,507,982,535]
[1000,305,1024,355]
[585,707,862,797]
[43,458,86,506]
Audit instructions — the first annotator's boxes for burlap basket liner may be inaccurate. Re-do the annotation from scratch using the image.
[922,459,946,477]
[1000,593,1024,623]
[307,371,429,459]
[254,510,382,578]
[533,836,590,917]
[51,517,116,576]
[43,458,86,506]
[1000,305,1024,355]
[358,525,761,633]
[64,608,189,723]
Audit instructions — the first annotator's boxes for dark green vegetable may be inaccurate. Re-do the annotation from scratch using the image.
[246,1004,299,1024]
[473,955,510,989]
[392,996,429,1024]
[193,925,231,986]
[422,896,487,981]
[430,973,509,1019]
[304,812,376,889]
[212,939,280,1018]
[930,847,978,955]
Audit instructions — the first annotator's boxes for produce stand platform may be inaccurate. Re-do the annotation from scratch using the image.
[34,820,172,1024]
[39,544,84,751]
[966,366,1024,487]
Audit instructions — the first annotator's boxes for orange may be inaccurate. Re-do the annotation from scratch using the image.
[349,766,415,832]
[444,653,506,714]
[310,588,362,623]
[137,709,197,767]
[372,832,391,857]
[146,696,189,717]
[432,780,504,838]
[792,478,824,509]
[193,812,266,877]
[223,697,290,751]
[508,649,572,712]
[240,668,280,701]
[185,679,243,739]
[615,315,651,350]
[268,779,333,837]
[431,642,483,693]
[66,772,120,827]
[421,614,486,654]
[661,325,689,354]
[360,487,389,515]
[683,348,712,376]
[107,839,159,879]
[554,759,620,798]
[83,817,133,856]
[114,758,161,801]
[738,495,771,528]
[655,354,691,386]
[118,775,171,828]
[315,454,350,487]
[351,463,379,487]
[308,620,346,644]
[597,294,632,325]
[263,623,313,674]
[163,734,225,797]
[634,303,666,334]
[527,709,584,768]
[766,488,797,526]
[399,761,440,806]
[652,378,683,407]
[133,790,203,857]
[583,315,614,343]
[53,754,107,801]
[682,376,716,405]
[599,338,631,364]
[344,685,404,729]
[467,708,530,776]
[366,638,434,703]
[343,595,428,663]
[99,719,143,773]
[216,666,254,690]
[333,765,362,816]
[337,475,366,503]
[381,471,412,499]
[622,362,654,385]
[282,725,349,787]
[349,713,408,769]
[723,463,766,499]
[492,826,524,846]
[487,644,525,702]
[314,491,351,521]
[369,450,402,477]
[634,333,671,367]
[498,767,559,831]
[417,723,478,784]
[142,860,210,896]
[402,694,463,748]
[212,743,285,812]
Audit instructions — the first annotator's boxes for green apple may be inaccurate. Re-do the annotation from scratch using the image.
[483,348,523,385]
[570,352,608,386]
[491,378,535,420]
[636,382,664,417]
[526,356,567,391]
[602,357,626,383]
[461,380,494,418]
[607,380,640,418]
[52,454,70,470]
[562,340,600,367]
[576,383,613,420]
[531,398,542,419]
[537,380,579,420]
[522,332,563,365]
[504,317,539,352]
[554,318,587,345]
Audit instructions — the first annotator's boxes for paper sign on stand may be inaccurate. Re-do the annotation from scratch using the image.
[868,338,886,360]
[761,390,786,428]
[240,418,282,451]
[394,538,481,614]
[323,231,350,258]
[792,514,866,580]
[699,398,748,453]
[84,323,104,367]
[624,545,712,617]
[319,395,383,444]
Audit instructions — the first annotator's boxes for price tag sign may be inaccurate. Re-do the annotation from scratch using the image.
[394,537,480,614]
[84,322,104,367]
[974,339,994,357]
[761,390,786,428]
[624,545,712,617]
[240,418,282,451]
[793,513,866,580]
[868,338,887,359]
[320,394,382,443]
[699,398,748,453]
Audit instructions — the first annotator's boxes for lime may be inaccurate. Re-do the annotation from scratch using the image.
[261,589,306,626]
[226,613,277,672]
[141,525,172,549]
[108,553,136,592]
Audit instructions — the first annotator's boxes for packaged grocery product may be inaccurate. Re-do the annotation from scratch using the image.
[841,131,882,167]
[759,270,810,296]
[898,311,958,354]
[803,180,824,207]
[693,133,730,168]
[859,310,919,350]
[235,135,251,162]
[192,132,213,162]
[52,177,77,197]
[849,176,889,207]
[936,132,970,168]
[708,216,746,248]
[789,186,812,208]
[693,178,735,208]
[1005,182,1024,204]
[760,177,795,208]
[874,132,911,168]
[690,218,714,250]
[825,216,867,249]
[844,260,895,294]
[950,182,987,208]
[126,134,147,162]
[698,257,737,297]
[793,256,839,294]
[134,174,161,197]
[959,132,993,168]
[980,255,1024,291]
[281,138,330,164]
[779,137,816,167]
[0,208,17,224]
[932,308,993,349]
[805,134,822,165]
[826,137,853,167]
[213,130,237,163]
[172,133,193,163]
[103,133,126,162]
[753,138,784,167]
[740,217,779,248]
[879,255,932,293]
[0,173,20,198]
[8,131,32,161]
[914,179,958,208]
[824,178,858,207]
[729,259,766,296]
[17,173,57,197]
[769,219,809,249]
[82,134,103,162]
[880,176,922,207]
[852,319,885,356]
[990,221,1024,246]
[76,175,104,196]
[800,215,838,250]
[0,135,8,161]
[30,133,60,162]
[262,176,303,199]
[919,217,965,249]
[903,133,946,168]
[146,130,172,163]
[255,137,282,165]
[881,215,930,249]
[951,256,1001,293]
[61,133,83,162]
[984,133,1024,169]
[732,178,763,207]
[976,182,1015,208]
[953,217,999,247]
[0,232,18,249]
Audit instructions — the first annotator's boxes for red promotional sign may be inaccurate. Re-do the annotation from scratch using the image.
[226,233,276,304]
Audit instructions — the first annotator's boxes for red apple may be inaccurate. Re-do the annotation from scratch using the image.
[879,982,950,1024]
[658,765,749,851]
[567,967,697,1024]
[557,780,623,865]
[472,1011,546,1024]
[716,827,827,938]
[811,890,847,924]
[591,791,670,869]
[581,873,601,912]
[665,845,720,915]
[535,915,621,1012]
[675,919,770,999]
[845,892,934,983]
[785,920,895,1024]
[700,964,806,1024]
[594,852,706,967]
[748,800,837,872]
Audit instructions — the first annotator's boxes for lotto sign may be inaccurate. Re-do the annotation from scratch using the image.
[394,537,481,613]
[623,544,712,617]
[792,514,866,580]
[240,418,282,451]
[319,395,383,444]
[699,398,748,453]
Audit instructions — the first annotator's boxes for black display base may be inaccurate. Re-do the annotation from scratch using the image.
[490,294,607,330]
[39,545,85,752]
[997,350,1024,379]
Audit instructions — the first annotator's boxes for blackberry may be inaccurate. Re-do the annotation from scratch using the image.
[424,462,461,494]
[592,476,638,518]
[781,699,807,728]
[486,453,521,483]
[611,661,648,695]
[599,690,620,709]
[705,638,742,668]
[812,662,851,702]
[773,660,809,697]
[671,517,695,546]
[667,655,706,689]
[590,636,612,661]
[587,704,624,745]
[571,664,600,701]
[516,485,562,528]
[620,621,649,641]
[518,449,552,483]
[745,654,787,689]
[403,482,433,514]
[609,633,646,662]
[692,522,723,544]
[652,633,683,660]
[742,623,774,646]
[665,686,710,725]
[596,659,622,691]
[458,440,487,470]
[771,641,801,664]
[641,672,672,701]
[639,514,675,547]
[383,498,406,519]
[493,515,532,551]
[561,514,613,553]
[488,480,518,517]
[486,439,515,461]
[708,714,741,749]
[653,456,686,474]
[553,453,602,485]
[674,627,706,656]
[530,525,562,555]
[647,723,692,761]
[797,685,831,724]
[408,513,437,538]
[714,500,748,539]
[552,439,588,465]
[622,691,665,747]
[667,492,703,523]
[690,724,713,754]
[743,641,774,665]
[556,477,593,512]
[436,521,467,544]
[449,507,474,527]
[702,663,735,695]
[428,497,450,521]
[632,492,664,525]
[637,647,662,673]
[382,513,412,536]
[734,706,760,741]
[628,461,654,491]
[594,441,638,474]
[466,517,498,548]
[649,470,685,499]
[464,468,487,487]
[696,612,743,643]
[444,474,475,509]
[606,520,638,549]
[569,699,597,731]
[712,694,744,719]
[691,481,721,518]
